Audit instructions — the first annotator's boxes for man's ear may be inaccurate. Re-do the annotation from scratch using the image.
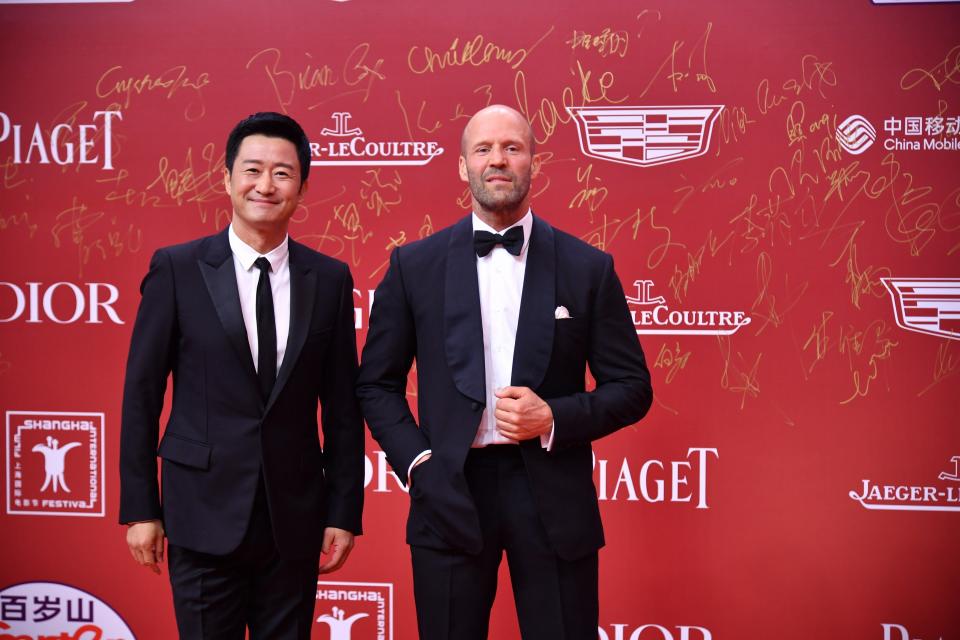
[298,178,309,200]
[458,155,469,183]
[223,168,231,195]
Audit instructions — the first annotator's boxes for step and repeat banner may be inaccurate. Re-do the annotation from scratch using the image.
[1,0,958,638]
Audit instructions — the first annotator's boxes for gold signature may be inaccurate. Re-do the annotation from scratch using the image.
[653,342,691,384]
[51,197,143,277]
[566,28,629,58]
[839,320,898,405]
[900,44,960,92]
[918,341,960,397]
[96,64,210,121]
[408,26,554,74]
[0,212,38,238]
[750,251,809,335]
[247,44,385,113]
[717,335,761,410]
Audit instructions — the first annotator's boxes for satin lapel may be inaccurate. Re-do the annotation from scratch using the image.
[511,215,555,390]
[266,240,315,413]
[198,230,259,390]
[444,216,486,405]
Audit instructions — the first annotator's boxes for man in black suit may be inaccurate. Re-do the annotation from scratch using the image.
[120,112,364,639]
[356,105,652,639]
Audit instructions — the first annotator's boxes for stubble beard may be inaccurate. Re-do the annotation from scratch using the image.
[469,169,531,216]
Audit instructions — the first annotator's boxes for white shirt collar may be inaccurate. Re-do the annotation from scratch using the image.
[471,209,533,258]
[228,224,289,272]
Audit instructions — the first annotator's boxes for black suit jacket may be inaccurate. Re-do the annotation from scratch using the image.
[119,229,363,559]
[357,214,651,561]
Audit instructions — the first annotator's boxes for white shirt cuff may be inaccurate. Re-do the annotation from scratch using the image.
[540,422,555,451]
[406,449,432,488]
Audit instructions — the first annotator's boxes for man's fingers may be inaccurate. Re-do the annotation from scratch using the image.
[321,528,336,555]
[495,385,527,399]
[126,521,164,575]
[319,543,348,574]
[319,528,355,574]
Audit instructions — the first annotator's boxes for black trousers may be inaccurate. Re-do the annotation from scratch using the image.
[167,476,320,640]
[411,445,599,640]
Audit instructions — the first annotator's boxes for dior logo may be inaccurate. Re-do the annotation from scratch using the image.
[0,282,124,324]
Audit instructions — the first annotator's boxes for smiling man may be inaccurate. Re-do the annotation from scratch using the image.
[357,105,653,639]
[120,112,364,639]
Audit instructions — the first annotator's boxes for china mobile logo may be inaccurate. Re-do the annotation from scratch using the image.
[881,278,960,341]
[882,114,960,151]
[626,280,751,336]
[315,581,392,640]
[310,112,444,166]
[598,624,712,640]
[0,111,121,169]
[835,115,876,155]
[0,581,134,638]
[567,105,722,168]
[5,412,105,517]
[849,456,960,512]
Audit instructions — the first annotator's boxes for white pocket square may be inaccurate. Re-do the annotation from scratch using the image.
[554,305,571,319]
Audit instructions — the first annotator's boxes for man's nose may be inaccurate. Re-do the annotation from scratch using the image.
[488,146,506,166]
[256,171,275,193]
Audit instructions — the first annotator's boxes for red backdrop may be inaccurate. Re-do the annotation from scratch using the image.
[1,1,958,638]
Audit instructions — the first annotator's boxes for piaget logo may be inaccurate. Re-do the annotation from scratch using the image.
[0,111,121,169]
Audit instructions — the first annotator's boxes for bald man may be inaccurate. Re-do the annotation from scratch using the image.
[357,106,652,639]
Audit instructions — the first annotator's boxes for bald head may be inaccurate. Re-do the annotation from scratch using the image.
[460,105,536,157]
[458,104,540,228]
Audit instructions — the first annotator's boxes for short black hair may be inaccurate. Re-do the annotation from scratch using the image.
[225,112,311,183]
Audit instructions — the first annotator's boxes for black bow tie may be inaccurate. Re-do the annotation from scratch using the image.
[474,226,524,257]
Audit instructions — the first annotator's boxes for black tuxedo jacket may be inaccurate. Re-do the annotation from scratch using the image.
[119,229,363,559]
[357,214,651,561]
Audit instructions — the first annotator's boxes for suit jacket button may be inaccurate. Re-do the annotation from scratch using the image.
[471,402,481,412]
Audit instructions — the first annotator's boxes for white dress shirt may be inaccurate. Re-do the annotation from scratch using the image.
[228,224,291,375]
[473,211,536,447]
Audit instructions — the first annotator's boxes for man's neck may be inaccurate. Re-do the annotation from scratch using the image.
[232,223,287,255]
[474,208,528,232]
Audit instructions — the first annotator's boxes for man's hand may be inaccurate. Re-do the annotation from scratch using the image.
[494,386,553,441]
[126,520,165,575]
[319,527,355,574]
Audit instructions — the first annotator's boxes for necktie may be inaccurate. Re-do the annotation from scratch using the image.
[473,226,524,257]
[254,257,276,402]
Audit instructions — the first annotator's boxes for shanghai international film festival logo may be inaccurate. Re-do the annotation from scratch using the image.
[310,112,444,167]
[626,280,751,336]
[0,581,134,639]
[5,411,105,517]
[849,455,960,512]
[881,278,960,341]
[315,581,393,640]
[567,105,723,168]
